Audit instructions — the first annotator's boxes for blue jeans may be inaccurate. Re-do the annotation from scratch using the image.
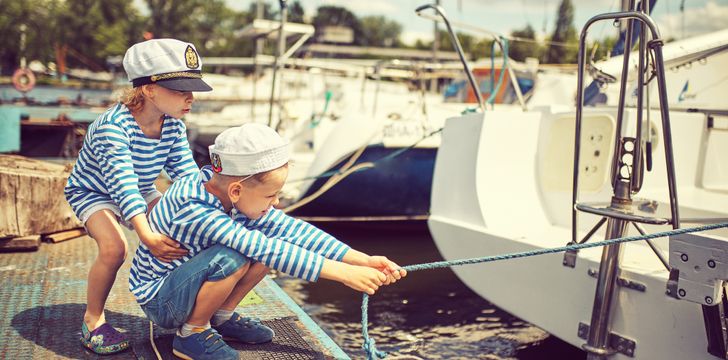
[140,244,249,329]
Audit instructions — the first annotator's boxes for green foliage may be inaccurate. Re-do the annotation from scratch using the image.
[288,1,305,24]
[0,0,56,72]
[543,0,578,64]
[590,36,618,62]
[0,0,619,75]
[312,6,363,44]
[145,0,206,40]
[412,30,495,61]
[508,24,542,62]
[359,16,402,47]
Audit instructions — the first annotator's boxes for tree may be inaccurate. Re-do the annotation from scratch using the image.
[508,24,542,62]
[359,16,402,47]
[591,36,618,62]
[145,0,206,40]
[0,0,59,73]
[312,6,362,44]
[244,1,275,23]
[434,30,477,59]
[543,0,578,64]
[54,0,141,70]
[288,1,305,24]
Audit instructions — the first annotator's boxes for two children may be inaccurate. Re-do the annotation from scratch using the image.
[65,39,212,354]
[129,123,407,359]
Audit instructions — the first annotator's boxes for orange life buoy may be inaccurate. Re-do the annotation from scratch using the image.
[12,68,36,93]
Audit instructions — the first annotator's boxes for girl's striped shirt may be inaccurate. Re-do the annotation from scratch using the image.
[65,103,198,221]
[129,166,350,304]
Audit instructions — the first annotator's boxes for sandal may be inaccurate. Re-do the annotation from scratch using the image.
[80,322,130,354]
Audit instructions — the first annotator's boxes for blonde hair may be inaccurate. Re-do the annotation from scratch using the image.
[121,85,152,112]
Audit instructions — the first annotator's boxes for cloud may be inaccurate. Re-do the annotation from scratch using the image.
[657,1,728,39]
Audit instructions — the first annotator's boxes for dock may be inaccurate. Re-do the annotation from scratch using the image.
[0,230,349,359]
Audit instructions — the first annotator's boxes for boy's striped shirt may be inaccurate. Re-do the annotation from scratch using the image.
[65,103,198,221]
[129,166,350,304]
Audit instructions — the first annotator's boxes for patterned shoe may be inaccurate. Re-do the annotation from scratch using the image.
[172,328,238,360]
[213,313,274,344]
[80,322,130,354]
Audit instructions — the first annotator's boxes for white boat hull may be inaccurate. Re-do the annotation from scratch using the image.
[428,110,728,359]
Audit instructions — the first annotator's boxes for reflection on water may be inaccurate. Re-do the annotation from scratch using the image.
[273,222,585,359]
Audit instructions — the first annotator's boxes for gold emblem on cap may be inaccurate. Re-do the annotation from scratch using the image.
[185,45,199,69]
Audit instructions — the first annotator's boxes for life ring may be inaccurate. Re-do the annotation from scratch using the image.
[12,68,36,93]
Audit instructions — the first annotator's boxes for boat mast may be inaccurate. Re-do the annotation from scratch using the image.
[268,0,288,127]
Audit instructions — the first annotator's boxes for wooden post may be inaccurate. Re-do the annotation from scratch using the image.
[0,155,80,238]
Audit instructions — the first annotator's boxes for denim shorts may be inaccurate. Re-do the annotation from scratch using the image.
[140,244,249,329]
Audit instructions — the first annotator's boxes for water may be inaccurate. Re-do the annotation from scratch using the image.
[273,222,586,359]
[0,85,112,106]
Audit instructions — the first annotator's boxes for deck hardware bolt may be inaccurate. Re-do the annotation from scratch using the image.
[678,289,686,297]
[680,253,688,262]
[708,259,716,268]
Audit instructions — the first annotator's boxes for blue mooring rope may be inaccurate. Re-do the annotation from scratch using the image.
[361,221,728,359]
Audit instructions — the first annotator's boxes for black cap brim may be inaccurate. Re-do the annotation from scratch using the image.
[156,77,213,92]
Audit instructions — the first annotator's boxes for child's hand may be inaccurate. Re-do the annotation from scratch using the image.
[366,256,407,285]
[341,264,388,295]
[143,233,188,262]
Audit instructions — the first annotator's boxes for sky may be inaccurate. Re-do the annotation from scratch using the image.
[136,0,728,43]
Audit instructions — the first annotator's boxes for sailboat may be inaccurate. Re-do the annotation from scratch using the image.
[427,3,728,360]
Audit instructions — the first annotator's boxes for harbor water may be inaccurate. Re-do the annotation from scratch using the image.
[273,222,586,359]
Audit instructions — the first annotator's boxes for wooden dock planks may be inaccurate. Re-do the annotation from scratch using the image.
[0,235,41,251]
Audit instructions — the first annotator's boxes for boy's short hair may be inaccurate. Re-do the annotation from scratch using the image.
[208,123,290,177]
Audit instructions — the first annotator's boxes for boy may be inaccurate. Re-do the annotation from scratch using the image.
[130,123,406,359]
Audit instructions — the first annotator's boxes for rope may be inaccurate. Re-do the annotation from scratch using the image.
[150,321,162,360]
[486,36,509,106]
[309,90,333,129]
[361,221,728,359]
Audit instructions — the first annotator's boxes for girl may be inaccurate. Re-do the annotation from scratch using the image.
[64,38,212,354]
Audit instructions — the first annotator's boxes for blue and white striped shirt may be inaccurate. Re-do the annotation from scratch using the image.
[129,166,350,304]
[65,103,198,221]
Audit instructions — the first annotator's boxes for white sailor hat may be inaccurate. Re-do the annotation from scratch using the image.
[123,39,212,92]
[208,123,291,176]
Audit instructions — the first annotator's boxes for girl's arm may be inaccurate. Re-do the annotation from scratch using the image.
[129,214,187,262]
[164,121,198,181]
[93,123,186,261]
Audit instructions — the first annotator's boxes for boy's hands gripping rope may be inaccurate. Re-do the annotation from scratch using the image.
[342,265,388,295]
[320,260,388,295]
[365,256,407,285]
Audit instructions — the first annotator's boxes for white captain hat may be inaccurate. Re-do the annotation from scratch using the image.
[123,38,212,92]
[208,123,290,176]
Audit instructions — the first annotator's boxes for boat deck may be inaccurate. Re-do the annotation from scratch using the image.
[0,232,348,359]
